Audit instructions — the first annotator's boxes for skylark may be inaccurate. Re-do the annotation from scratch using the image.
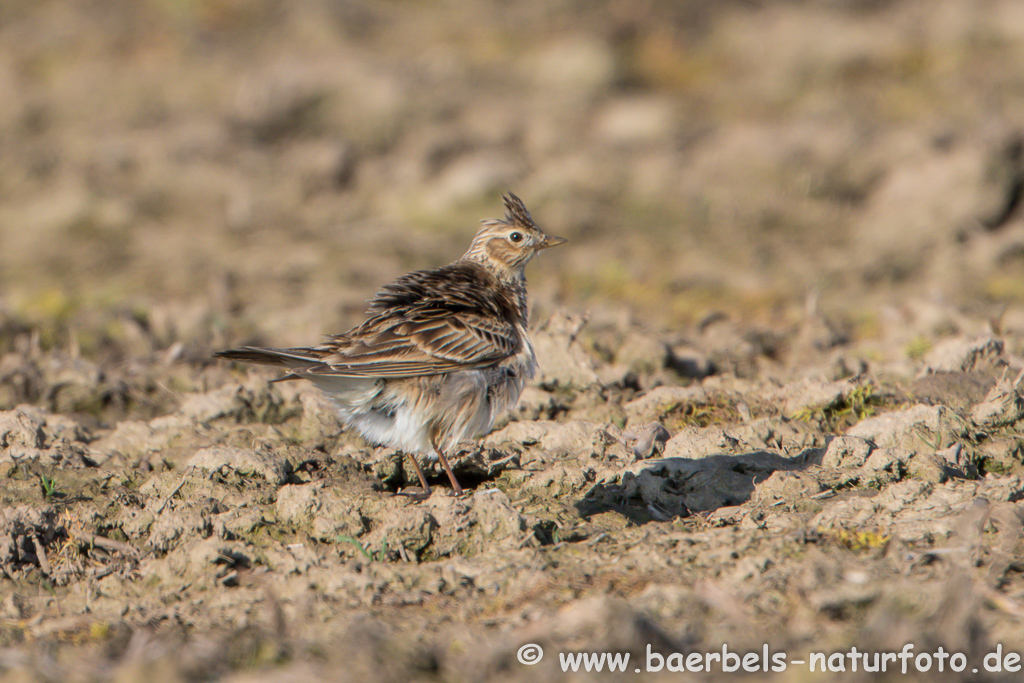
[215,193,565,498]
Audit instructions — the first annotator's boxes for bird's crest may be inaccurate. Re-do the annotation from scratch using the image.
[502,192,535,229]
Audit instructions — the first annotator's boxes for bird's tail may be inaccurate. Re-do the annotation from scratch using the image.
[214,346,328,383]
[213,346,324,367]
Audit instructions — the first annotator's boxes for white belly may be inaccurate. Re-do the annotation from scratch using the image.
[310,371,493,457]
[307,333,536,457]
[346,400,437,456]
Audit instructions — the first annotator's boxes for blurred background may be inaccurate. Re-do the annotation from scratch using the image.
[5,4,1024,678]
[1,0,1023,357]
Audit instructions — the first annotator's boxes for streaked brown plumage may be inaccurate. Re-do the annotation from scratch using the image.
[215,193,565,498]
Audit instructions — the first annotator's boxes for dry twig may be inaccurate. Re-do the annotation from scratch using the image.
[156,465,195,513]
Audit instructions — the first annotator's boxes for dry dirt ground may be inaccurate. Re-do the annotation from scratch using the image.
[4,1,1024,681]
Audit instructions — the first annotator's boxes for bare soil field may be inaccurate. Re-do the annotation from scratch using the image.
[4,1,1024,680]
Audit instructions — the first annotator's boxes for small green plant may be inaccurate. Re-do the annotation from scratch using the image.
[845,383,878,421]
[663,396,743,430]
[40,474,60,499]
[822,527,891,552]
[794,382,888,431]
[336,535,389,562]
[905,336,932,361]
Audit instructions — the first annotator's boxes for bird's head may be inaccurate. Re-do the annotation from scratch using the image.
[461,193,566,279]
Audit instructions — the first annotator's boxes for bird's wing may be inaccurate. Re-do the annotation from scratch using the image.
[309,308,520,378]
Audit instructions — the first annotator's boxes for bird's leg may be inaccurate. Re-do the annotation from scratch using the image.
[431,439,465,497]
[397,452,432,501]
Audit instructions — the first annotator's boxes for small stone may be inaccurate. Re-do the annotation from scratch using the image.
[753,471,824,504]
[970,374,1024,428]
[615,330,669,375]
[822,435,874,469]
[663,426,742,459]
[780,377,848,418]
[298,390,345,450]
[921,335,1004,374]
[847,404,965,452]
[484,420,599,459]
[276,482,366,541]
[361,506,434,558]
[179,379,290,425]
[622,422,671,460]
[188,446,290,485]
[531,312,600,388]
[0,406,45,450]
[668,344,715,379]
[90,420,169,465]
[906,453,949,483]
[624,385,707,426]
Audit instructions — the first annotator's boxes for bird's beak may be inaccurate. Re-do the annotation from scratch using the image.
[540,235,568,249]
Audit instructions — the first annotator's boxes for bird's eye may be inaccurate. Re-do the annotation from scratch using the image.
[509,232,523,243]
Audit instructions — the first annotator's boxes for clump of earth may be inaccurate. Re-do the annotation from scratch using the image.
[5,313,1024,681]
[4,0,1024,681]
